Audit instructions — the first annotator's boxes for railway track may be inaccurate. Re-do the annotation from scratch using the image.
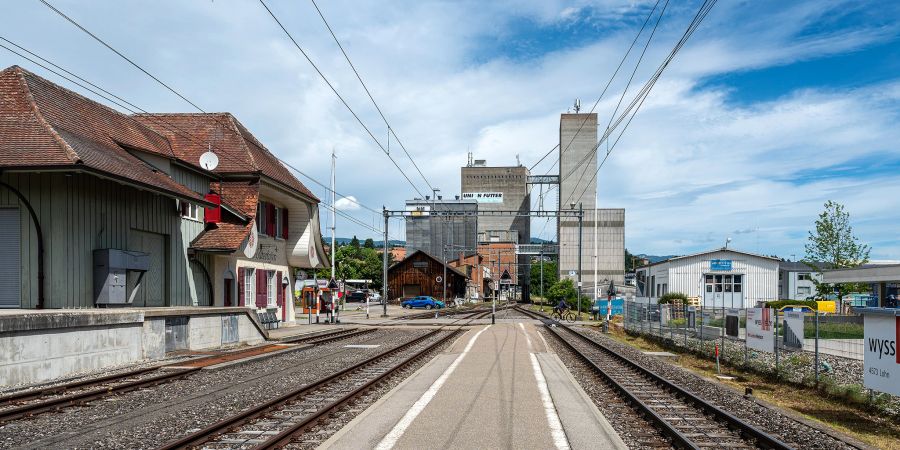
[159,327,460,449]
[514,307,792,450]
[0,328,374,423]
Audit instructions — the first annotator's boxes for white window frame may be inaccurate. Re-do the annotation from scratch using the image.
[180,200,201,221]
[275,207,283,240]
[267,271,276,307]
[244,268,254,306]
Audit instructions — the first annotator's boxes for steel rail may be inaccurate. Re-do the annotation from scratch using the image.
[515,307,791,450]
[0,367,200,423]
[158,327,452,450]
[256,328,462,449]
[0,367,158,406]
[280,327,376,345]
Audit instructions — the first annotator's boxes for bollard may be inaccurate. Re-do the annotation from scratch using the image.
[715,342,720,375]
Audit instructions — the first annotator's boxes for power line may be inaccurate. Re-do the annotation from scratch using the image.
[0,37,389,235]
[561,0,669,202]
[38,0,427,201]
[566,0,718,206]
[534,0,664,176]
[257,0,427,199]
[309,0,434,193]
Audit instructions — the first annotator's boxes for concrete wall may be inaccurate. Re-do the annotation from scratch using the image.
[404,199,478,260]
[0,308,267,387]
[460,165,530,244]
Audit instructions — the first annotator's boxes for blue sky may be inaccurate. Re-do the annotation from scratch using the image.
[2,0,899,260]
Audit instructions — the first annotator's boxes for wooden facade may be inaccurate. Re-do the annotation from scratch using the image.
[387,250,468,301]
[0,170,212,308]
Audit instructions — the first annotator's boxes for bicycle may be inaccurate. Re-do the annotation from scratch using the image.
[551,310,576,323]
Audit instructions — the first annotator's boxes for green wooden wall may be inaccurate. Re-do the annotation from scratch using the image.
[0,171,213,308]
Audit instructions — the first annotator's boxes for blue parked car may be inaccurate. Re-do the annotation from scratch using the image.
[401,296,445,310]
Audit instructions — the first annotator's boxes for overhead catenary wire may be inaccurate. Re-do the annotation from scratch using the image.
[561,0,669,202]
[532,0,664,177]
[38,0,428,201]
[0,36,392,238]
[309,0,435,194]
[565,0,718,207]
[257,0,427,199]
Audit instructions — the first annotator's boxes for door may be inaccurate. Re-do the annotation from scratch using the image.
[128,230,167,306]
[402,284,420,298]
[0,209,20,308]
[223,279,233,307]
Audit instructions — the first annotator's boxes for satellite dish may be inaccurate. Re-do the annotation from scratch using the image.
[199,151,219,171]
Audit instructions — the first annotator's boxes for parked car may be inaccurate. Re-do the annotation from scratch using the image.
[401,296,445,310]
[346,291,368,302]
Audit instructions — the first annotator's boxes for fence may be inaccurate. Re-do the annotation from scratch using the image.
[622,300,865,389]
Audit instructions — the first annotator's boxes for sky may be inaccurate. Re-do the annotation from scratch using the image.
[2,0,899,260]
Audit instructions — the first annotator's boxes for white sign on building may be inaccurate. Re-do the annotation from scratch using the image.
[746,307,775,353]
[461,192,503,203]
[863,314,899,396]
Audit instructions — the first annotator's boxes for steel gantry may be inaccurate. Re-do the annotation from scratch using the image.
[379,208,584,320]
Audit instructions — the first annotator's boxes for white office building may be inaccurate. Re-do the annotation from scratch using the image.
[635,248,779,308]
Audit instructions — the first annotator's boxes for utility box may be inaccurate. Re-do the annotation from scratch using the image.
[94,249,150,306]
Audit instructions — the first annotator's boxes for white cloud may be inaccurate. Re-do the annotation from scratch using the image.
[334,196,361,211]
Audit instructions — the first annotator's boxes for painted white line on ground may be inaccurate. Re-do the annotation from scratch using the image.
[529,352,570,450]
[518,322,533,350]
[374,325,492,450]
[536,325,551,351]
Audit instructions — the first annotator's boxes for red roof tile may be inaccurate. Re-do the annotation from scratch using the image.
[133,113,318,201]
[190,180,259,252]
[0,66,206,203]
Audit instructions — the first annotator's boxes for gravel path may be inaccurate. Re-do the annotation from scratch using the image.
[577,326,857,450]
[0,328,431,450]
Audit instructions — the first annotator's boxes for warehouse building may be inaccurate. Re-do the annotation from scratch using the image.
[778,261,823,300]
[635,248,779,308]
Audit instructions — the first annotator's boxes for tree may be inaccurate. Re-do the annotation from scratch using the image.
[363,238,375,249]
[546,279,577,303]
[350,235,360,249]
[803,200,871,300]
[530,259,558,299]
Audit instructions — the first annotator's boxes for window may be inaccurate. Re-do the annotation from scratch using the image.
[275,207,283,239]
[798,286,811,296]
[798,273,813,281]
[267,271,276,307]
[180,200,200,221]
[244,268,254,306]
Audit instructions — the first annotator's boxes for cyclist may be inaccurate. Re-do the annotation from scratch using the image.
[553,299,569,317]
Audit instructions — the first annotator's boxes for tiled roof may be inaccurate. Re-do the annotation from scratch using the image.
[190,180,259,252]
[0,66,206,203]
[133,113,318,201]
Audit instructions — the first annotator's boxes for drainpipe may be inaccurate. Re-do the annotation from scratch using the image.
[0,179,45,309]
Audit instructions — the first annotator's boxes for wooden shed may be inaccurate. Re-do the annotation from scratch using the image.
[388,250,468,301]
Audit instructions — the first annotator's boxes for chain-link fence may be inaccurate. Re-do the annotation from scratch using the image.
[622,301,865,389]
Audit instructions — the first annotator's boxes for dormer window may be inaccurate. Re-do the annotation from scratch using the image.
[179,200,201,221]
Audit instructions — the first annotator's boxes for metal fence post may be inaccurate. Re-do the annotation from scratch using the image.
[814,310,820,385]
[774,309,780,374]
[743,308,748,366]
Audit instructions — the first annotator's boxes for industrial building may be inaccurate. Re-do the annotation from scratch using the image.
[460,157,531,297]
[387,250,468,300]
[404,197,477,261]
[556,112,625,291]
[635,248,780,308]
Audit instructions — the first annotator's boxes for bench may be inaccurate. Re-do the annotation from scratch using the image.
[258,309,281,330]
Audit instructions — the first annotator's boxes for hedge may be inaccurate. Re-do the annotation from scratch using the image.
[763,299,820,310]
[658,291,688,304]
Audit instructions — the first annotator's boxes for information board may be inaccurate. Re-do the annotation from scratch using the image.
[710,259,732,271]
[725,308,740,337]
[783,311,804,349]
[461,192,503,203]
[746,307,775,353]
[863,314,899,396]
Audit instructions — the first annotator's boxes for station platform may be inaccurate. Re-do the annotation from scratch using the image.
[320,323,626,450]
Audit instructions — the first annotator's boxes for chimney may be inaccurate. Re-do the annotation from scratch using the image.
[425,195,430,200]
[437,195,442,200]
[455,195,460,200]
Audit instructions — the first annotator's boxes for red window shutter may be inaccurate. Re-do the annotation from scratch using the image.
[282,208,289,239]
[266,204,275,236]
[238,268,245,306]
[256,270,267,308]
[276,270,284,307]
